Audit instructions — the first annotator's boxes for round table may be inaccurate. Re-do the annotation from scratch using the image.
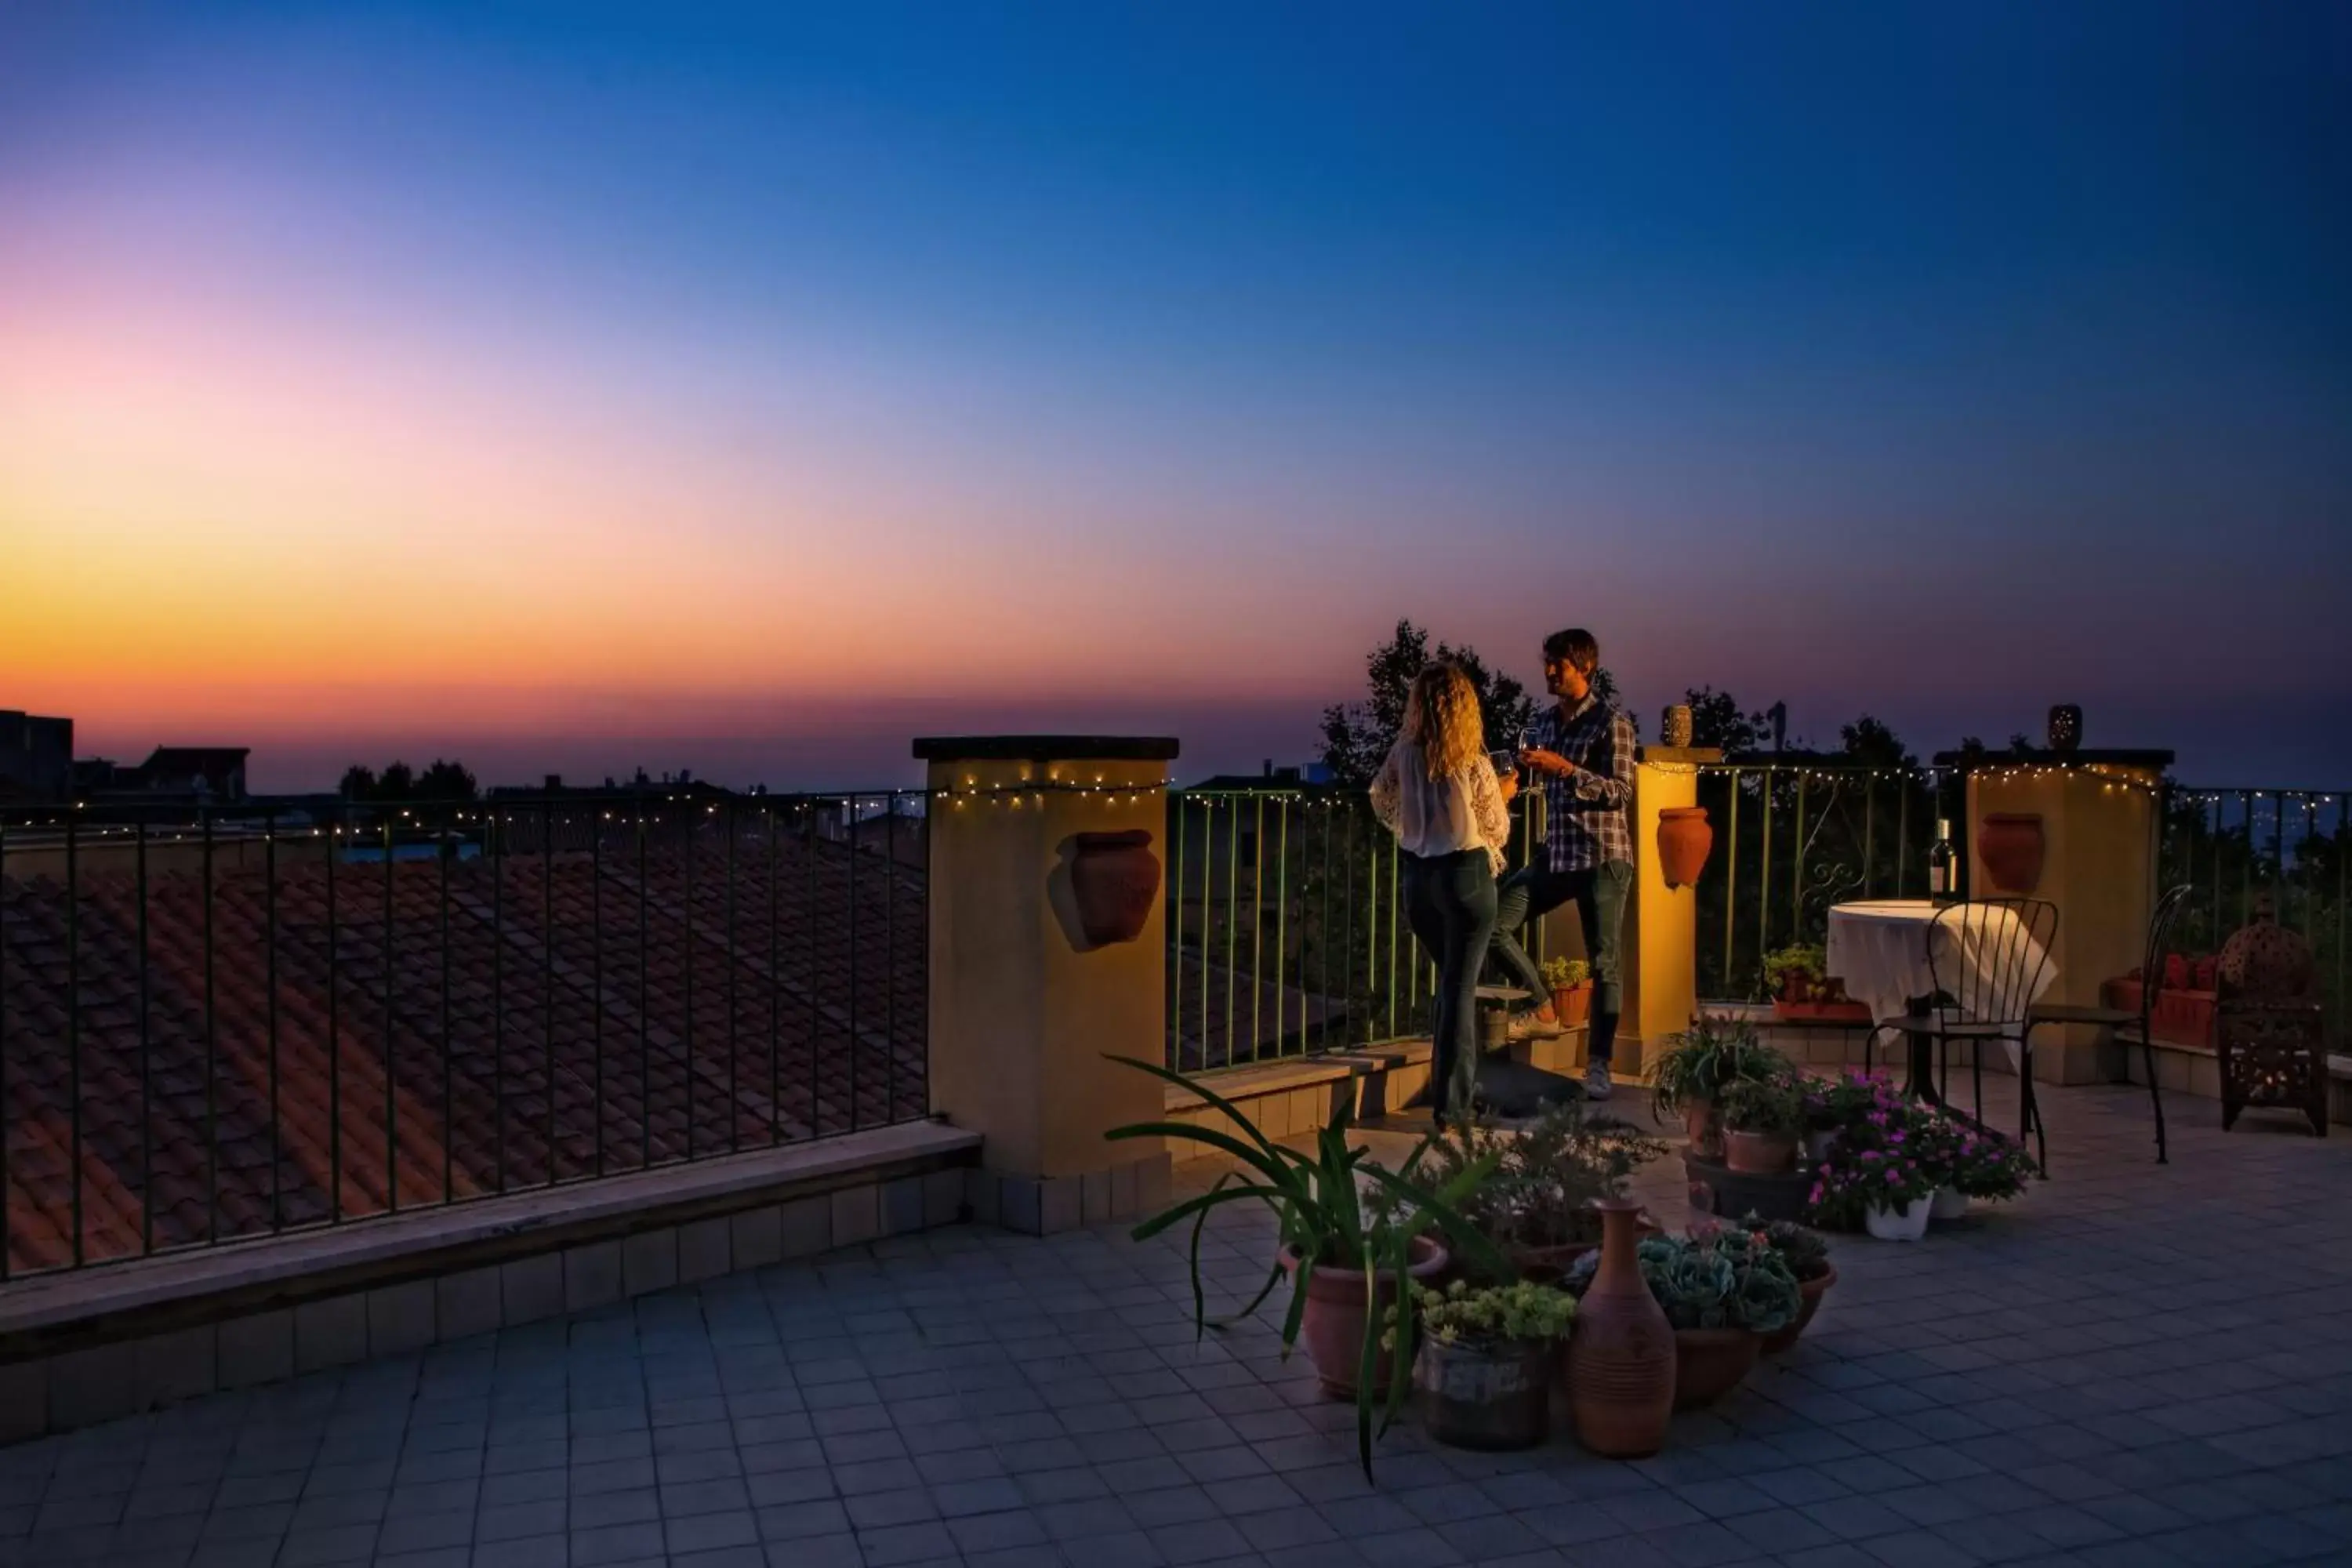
[1826,898,2059,1102]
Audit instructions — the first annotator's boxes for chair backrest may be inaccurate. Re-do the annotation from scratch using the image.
[1926,898,2059,1029]
[2140,884,2194,1010]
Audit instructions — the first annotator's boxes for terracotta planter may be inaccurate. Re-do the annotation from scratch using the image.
[1068,829,1161,946]
[1566,1199,1676,1458]
[2104,978,2217,1048]
[1682,1098,1722,1160]
[1671,1327,1761,1410]
[1551,982,1593,1028]
[1760,1264,1836,1355]
[1773,981,1873,1025]
[1656,807,1712,890]
[1283,1237,1450,1399]
[1414,1337,1554,1450]
[1722,1128,1798,1174]
[1976,813,2045,895]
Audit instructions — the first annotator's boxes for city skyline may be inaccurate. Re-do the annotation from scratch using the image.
[5,3,2347,787]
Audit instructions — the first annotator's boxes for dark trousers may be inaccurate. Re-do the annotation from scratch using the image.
[1402,848,1497,1123]
[1490,860,1633,1062]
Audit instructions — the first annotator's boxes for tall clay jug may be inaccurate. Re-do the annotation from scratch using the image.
[1567,1197,1676,1458]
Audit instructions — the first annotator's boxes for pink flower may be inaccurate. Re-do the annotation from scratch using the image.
[1885,1170,1901,1183]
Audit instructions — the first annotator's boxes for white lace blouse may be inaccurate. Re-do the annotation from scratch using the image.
[1369,741,1512,877]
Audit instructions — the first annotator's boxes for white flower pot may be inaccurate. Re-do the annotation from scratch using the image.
[1805,1130,1840,1166]
[1864,1197,1933,1243]
[1929,1187,1969,1221]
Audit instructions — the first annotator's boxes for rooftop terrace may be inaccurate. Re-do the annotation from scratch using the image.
[3,1076,2348,1568]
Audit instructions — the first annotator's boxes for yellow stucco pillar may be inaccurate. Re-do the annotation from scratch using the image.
[916,736,1176,1234]
[1617,747,1722,1079]
[1952,748,2174,1084]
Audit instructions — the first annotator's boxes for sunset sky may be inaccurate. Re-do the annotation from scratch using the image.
[4,3,2347,789]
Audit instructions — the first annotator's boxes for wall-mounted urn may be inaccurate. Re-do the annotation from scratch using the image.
[1656,807,1712,890]
[1069,829,1161,946]
[1662,704,1694,748]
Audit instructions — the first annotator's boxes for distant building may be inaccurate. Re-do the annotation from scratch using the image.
[0,710,73,802]
[74,746,253,804]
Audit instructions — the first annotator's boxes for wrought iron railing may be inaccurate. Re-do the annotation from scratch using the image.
[2161,786,2347,1033]
[1163,786,1559,1072]
[1691,763,1958,1004]
[0,790,927,1278]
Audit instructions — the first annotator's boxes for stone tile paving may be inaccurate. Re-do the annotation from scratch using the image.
[5,1078,2352,1566]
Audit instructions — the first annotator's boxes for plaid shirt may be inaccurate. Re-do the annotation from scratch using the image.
[1531,695,1636,873]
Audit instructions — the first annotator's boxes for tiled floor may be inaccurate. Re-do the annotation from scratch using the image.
[5,1077,2351,1567]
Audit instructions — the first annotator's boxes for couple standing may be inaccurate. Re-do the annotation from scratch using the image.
[1368,628,1635,1125]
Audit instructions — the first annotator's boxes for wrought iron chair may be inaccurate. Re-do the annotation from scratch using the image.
[2026,884,2190,1167]
[1869,898,2060,1156]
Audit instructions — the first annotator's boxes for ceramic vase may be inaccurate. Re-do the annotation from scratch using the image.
[1566,1199,1677,1457]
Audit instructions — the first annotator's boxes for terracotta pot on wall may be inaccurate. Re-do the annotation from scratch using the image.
[1656,808,1712,889]
[1566,1199,1677,1458]
[1069,829,1162,945]
[1976,813,2045,895]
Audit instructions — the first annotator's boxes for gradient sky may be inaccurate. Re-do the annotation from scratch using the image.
[4,2,2347,789]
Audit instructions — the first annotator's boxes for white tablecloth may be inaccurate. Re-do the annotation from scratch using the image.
[1825,899,2058,1067]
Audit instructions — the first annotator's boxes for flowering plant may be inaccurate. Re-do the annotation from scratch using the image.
[1801,1070,1894,1134]
[1805,1079,1942,1224]
[1940,1124,2038,1199]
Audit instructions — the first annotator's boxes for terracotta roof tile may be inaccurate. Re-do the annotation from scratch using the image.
[2,829,924,1274]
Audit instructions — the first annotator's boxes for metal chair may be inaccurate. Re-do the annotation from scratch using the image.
[2027,884,2192,1166]
[1869,898,2060,1156]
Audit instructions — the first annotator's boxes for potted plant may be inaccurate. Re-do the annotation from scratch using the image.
[1941,1121,2038,1211]
[1798,1072,1885,1163]
[1419,1102,1667,1278]
[1566,1227,1800,1408]
[1764,944,1872,1024]
[1649,1014,1791,1160]
[1806,1108,1940,1243]
[1718,1076,1804,1174]
[1399,1279,1577,1450]
[1743,1215,1837,1353]
[1104,1057,1508,1475]
[1540,955,1594,1028]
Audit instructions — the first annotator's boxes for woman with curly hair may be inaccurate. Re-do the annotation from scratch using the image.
[1370,662,1516,1126]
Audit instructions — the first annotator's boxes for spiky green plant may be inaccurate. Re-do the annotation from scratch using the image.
[1103,1055,1508,1476]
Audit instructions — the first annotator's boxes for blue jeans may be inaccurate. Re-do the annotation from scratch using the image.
[1401,848,1497,1123]
[1490,860,1632,1063]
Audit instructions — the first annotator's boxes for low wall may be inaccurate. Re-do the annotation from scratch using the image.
[0,1121,978,1444]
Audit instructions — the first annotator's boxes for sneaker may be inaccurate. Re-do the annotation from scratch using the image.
[1506,1009,1563,1043]
[1583,1059,1614,1100]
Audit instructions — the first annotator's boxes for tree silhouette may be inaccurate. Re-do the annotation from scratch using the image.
[339,764,376,800]
[1316,619,1535,786]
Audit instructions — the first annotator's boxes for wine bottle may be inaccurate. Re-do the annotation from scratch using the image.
[1927,818,1956,902]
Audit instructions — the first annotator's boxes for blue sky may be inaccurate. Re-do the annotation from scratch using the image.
[3,2,2347,786]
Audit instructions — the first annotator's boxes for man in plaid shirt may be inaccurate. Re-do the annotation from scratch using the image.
[1491,627,1637,1099]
